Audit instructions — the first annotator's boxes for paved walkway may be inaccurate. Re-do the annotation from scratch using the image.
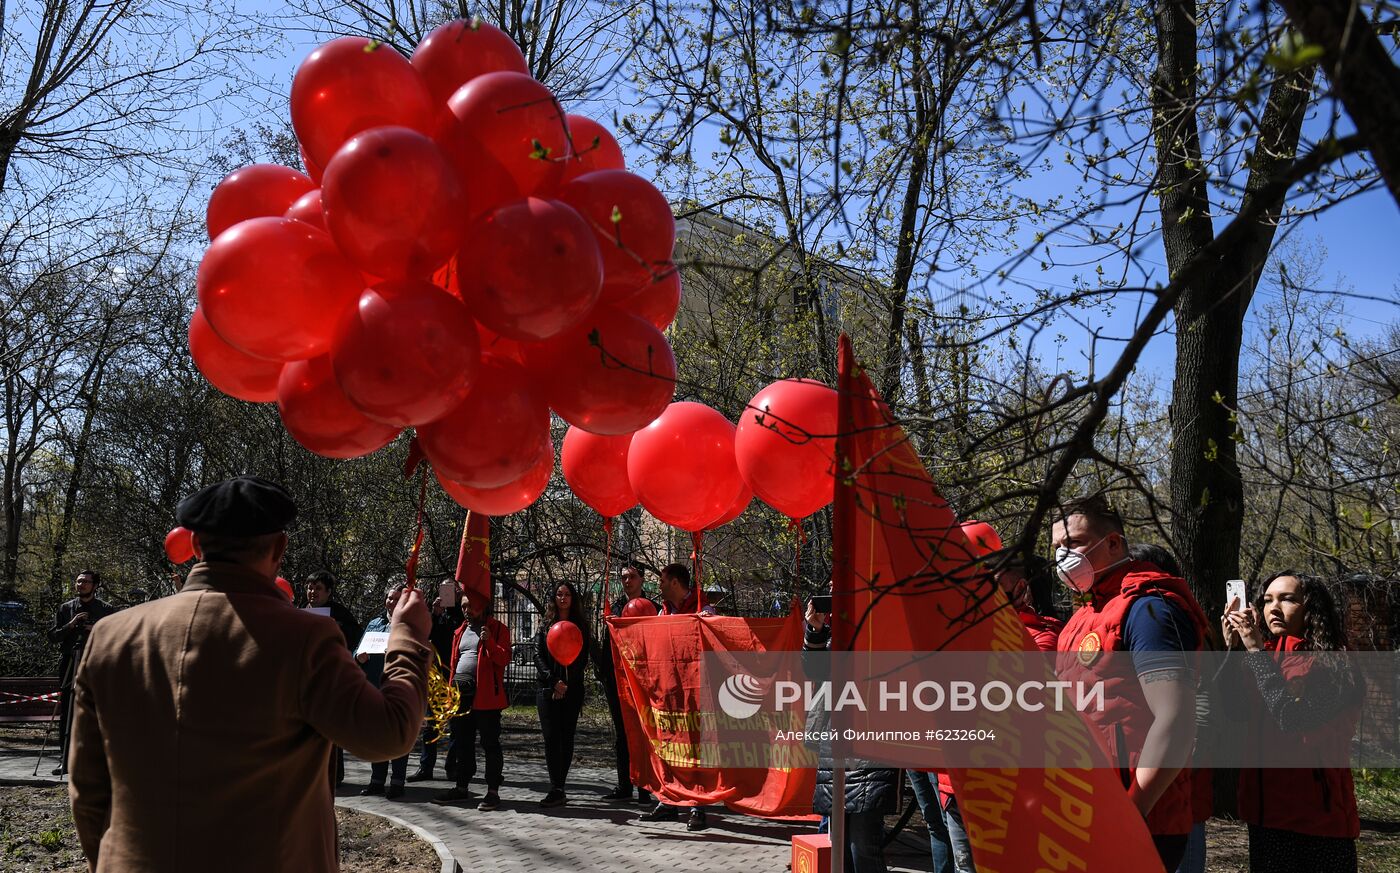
[1,747,933,872]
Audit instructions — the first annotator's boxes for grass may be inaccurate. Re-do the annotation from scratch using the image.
[1356,768,1400,825]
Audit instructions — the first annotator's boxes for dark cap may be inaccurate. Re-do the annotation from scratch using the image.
[176,477,296,537]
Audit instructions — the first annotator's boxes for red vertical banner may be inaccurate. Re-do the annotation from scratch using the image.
[455,510,491,603]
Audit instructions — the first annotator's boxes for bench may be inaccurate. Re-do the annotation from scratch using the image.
[0,676,60,723]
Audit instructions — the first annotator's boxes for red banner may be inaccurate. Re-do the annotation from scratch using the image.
[832,334,1164,873]
[455,510,491,602]
[608,610,816,817]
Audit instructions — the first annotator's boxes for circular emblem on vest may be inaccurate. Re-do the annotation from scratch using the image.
[1077,631,1103,666]
[797,853,812,873]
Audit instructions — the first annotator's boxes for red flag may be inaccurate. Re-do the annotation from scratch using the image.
[455,511,491,603]
[833,334,1164,873]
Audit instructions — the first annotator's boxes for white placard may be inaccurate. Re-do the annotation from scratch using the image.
[356,631,390,656]
[304,606,332,617]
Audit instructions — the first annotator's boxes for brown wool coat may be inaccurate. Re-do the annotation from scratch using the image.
[67,561,430,872]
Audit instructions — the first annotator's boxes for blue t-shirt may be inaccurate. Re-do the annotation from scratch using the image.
[1122,594,1198,675]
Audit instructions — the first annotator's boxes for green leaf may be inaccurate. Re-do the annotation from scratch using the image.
[610,206,622,224]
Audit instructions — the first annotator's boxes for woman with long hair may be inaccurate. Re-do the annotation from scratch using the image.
[1221,570,1361,873]
[534,580,590,807]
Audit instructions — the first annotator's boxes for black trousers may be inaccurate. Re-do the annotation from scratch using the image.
[448,709,503,791]
[1247,825,1358,873]
[537,691,583,790]
[370,752,410,785]
[417,718,449,775]
[602,678,632,789]
[1153,834,1188,872]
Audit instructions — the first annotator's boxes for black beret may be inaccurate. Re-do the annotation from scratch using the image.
[176,476,297,537]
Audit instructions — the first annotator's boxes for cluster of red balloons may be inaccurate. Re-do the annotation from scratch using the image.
[189,21,683,517]
[561,378,839,531]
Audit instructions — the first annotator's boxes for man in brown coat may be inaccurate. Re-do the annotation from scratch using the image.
[67,476,432,872]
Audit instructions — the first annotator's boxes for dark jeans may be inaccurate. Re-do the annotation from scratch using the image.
[370,752,410,786]
[538,691,583,790]
[943,794,976,872]
[817,810,888,873]
[603,678,633,789]
[417,719,448,776]
[1246,825,1357,873]
[907,771,954,873]
[448,708,503,791]
[1154,834,1189,873]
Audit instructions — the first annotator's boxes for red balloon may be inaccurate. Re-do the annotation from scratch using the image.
[734,379,838,519]
[561,114,625,183]
[188,308,283,403]
[558,170,675,304]
[290,36,435,169]
[206,164,315,241]
[524,306,674,435]
[620,267,682,330]
[331,280,481,426]
[277,356,401,458]
[299,145,324,184]
[437,445,552,516]
[411,19,529,106]
[560,428,636,518]
[627,402,744,532]
[959,520,1003,559]
[275,576,295,601]
[417,355,549,487]
[705,480,753,530]
[164,527,195,564]
[197,217,364,362]
[546,620,584,665]
[457,198,602,340]
[447,72,567,207]
[321,126,465,279]
[475,322,530,367]
[284,189,326,231]
[621,597,658,618]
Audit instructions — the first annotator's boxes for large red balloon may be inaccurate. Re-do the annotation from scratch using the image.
[188,308,283,403]
[561,114,625,183]
[558,170,675,303]
[437,445,552,516]
[546,620,583,665]
[197,217,363,362]
[734,379,838,519]
[206,164,315,241]
[524,306,674,435]
[164,527,195,564]
[284,189,325,231]
[411,19,529,105]
[705,480,753,530]
[277,356,401,458]
[299,146,324,184]
[456,198,602,340]
[331,280,481,426]
[417,356,550,487]
[475,322,530,367]
[560,428,636,518]
[621,597,658,618]
[290,36,435,168]
[321,126,465,279]
[620,267,682,330]
[627,402,744,532]
[446,72,567,207]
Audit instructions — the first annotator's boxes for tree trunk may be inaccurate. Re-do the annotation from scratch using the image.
[48,358,107,594]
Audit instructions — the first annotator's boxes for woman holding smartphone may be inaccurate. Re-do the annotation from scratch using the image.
[1220,571,1361,873]
[535,580,590,807]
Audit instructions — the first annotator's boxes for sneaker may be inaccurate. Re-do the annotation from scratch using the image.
[686,808,709,831]
[50,766,65,776]
[431,787,473,805]
[640,802,678,821]
[540,788,567,808]
[358,783,385,797]
[385,784,405,800]
[477,791,500,811]
[405,770,433,783]
[601,786,633,801]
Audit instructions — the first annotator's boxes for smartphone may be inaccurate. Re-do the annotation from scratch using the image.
[809,595,832,613]
[1225,579,1247,613]
[438,581,457,607]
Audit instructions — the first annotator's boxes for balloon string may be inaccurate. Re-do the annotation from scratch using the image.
[789,516,806,590]
[601,516,614,617]
[691,530,704,612]
[405,466,428,588]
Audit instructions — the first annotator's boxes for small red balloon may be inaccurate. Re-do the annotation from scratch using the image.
[277,356,401,459]
[164,527,195,564]
[275,577,295,602]
[291,36,435,169]
[206,164,315,241]
[322,126,465,279]
[447,72,567,207]
[558,170,675,304]
[959,520,1003,559]
[417,355,550,487]
[437,445,552,516]
[620,267,682,330]
[525,306,674,435]
[197,217,364,362]
[705,480,753,530]
[621,597,658,618]
[627,402,744,532]
[561,114,625,183]
[734,379,838,520]
[331,280,481,426]
[284,189,326,231]
[457,198,602,340]
[546,620,584,665]
[411,19,529,106]
[561,427,636,518]
[188,308,283,403]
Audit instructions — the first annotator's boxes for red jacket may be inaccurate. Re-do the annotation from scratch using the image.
[1056,563,1210,836]
[1236,636,1360,838]
[1019,607,1063,653]
[448,616,511,711]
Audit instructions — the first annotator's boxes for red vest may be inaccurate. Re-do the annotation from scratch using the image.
[448,616,512,711]
[1019,607,1063,653]
[1056,563,1210,836]
[1236,636,1360,838]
